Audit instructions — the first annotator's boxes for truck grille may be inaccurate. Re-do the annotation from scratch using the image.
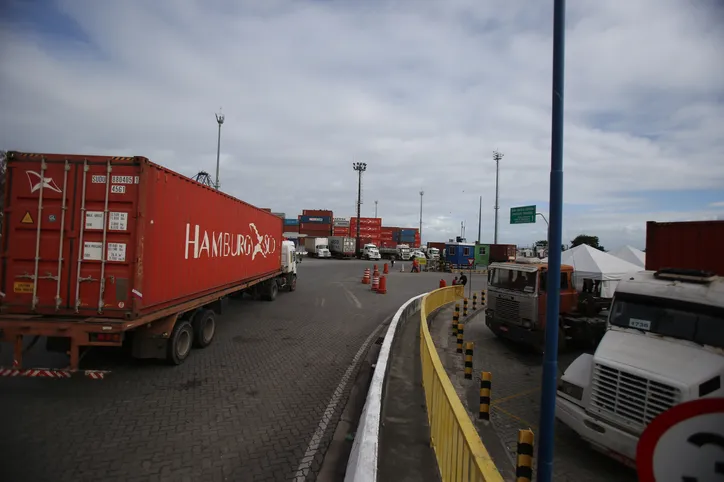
[493,297,520,323]
[590,363,680,431]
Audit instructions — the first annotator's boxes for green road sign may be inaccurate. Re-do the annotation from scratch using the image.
[510,205,536,224]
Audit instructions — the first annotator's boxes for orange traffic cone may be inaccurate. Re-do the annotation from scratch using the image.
[383,263,389,274]
[371,274,380,292]
[377,276,387,294]
[362,268,371,284]
[439,279,447,288]
[373,264,378,273]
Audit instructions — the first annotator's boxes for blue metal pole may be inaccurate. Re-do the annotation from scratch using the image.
[537,0,566,481]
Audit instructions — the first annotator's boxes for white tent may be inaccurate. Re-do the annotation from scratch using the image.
[542,244,642,297]
[611,245,646,268]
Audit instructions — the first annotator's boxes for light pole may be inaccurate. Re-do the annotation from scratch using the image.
[353,162,367,257]
[214,109,225,190]
[477,195,482,244]
[493,150,504,244]
[374,200,378,218]
[419,190,424,244]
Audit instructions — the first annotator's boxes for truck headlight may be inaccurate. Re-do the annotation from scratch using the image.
[521,318,532,328]
[559,380,584,401]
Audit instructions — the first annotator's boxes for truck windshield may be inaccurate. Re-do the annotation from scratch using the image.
[489,268,537,293]
[318,245,328,250]
[609,297,724,349]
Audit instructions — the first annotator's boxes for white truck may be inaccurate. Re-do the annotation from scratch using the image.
[556,268,724,468]
[427,247,440,260]
[303,237,331,258]
[362,243,381,261]
[396,244,411,260]
[328,236,355,259]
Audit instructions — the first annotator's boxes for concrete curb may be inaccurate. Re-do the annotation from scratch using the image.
[343,292,428,482]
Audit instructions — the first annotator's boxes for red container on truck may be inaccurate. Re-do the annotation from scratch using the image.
[489,244,517,263]
[645,220,724,275]
[0,152,299,375]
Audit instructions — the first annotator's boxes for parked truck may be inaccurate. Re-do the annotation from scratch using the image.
[303,237,331,258]
[362,243,381,260]
[379,243,410,260]
[556,220,724,468]
[328,236,355,259]
[0,152,298,376]
[485,260,608,352]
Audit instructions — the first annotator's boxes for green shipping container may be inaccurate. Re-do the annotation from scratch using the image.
[475,243,490,267]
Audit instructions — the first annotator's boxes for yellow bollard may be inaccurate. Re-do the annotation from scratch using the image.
[456,323,464,353]
[473,293,477,311]
[516,429,535,482]
[452,310,460,336]
[463,297,469,317]
[479,372,492,420]
[464,342,473,379]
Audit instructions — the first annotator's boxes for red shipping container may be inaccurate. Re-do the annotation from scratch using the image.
[284,225,300,233]
[646,221,724,275]
[1,152,283,319]
[350,217,382,228]
[303,209,333,217]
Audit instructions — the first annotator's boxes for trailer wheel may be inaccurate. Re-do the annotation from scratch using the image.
[167,320,193,365]
[192,309,216,348]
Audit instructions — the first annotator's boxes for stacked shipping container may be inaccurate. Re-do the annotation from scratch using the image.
[350,217,382,246]
[298,209,333,237]
[333,217,350,237]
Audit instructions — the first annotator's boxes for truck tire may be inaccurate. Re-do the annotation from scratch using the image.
[288,274,297,292]
[192,309,216,348]
[167,320,193,365]
[262,280,278,301]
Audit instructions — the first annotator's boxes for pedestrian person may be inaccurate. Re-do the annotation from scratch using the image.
[452,277,458,285]
[459,272,468,286]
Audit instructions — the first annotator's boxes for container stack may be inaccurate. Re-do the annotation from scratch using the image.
[283,218,299,233]
[380,226,396,248]
[350,217,382,246]
[299,209,333,237]
[333,217,350,237]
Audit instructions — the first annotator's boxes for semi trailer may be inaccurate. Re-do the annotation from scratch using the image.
[0,151,298,376]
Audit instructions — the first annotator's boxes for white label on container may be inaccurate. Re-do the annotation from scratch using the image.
[85,211,105,230]
[83,242,103,260]
[111,185,126,194]
[108,212,128,231]
[112,175,135,184]
[91,175,106,184]
[107,243,127,262]
[134,176,139,184]
[629,318,651,331]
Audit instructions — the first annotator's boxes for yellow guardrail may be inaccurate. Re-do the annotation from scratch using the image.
[420,286,504,482]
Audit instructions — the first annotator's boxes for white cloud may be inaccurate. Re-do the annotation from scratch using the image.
[1,0,723,251]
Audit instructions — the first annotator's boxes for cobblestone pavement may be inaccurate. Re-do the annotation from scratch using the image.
[0,260,442,482]
[429,296,638,482]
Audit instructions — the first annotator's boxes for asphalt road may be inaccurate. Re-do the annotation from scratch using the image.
[0,259,443,482]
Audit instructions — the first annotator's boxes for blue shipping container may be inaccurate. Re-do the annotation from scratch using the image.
[300,215,332,224]
[400,230,417,236]
[284,219,299,226]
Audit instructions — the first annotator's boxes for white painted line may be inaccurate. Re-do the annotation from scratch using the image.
[343,293,428,482]
[338,282,363,310]
[294,323,384,482]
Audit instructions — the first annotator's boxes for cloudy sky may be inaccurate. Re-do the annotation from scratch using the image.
[1,0,723,250]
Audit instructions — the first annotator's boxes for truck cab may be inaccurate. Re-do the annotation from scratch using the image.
[556,268,724,467]
[485,261,579,350]
[396,244,411,260]
[363,243,381,260]
[428,247,440,260]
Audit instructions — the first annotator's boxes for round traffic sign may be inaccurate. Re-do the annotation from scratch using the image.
[637,398,724,481]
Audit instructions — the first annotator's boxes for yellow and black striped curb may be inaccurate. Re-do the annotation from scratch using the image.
[516,429,535,481]
[464,342,474,379]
